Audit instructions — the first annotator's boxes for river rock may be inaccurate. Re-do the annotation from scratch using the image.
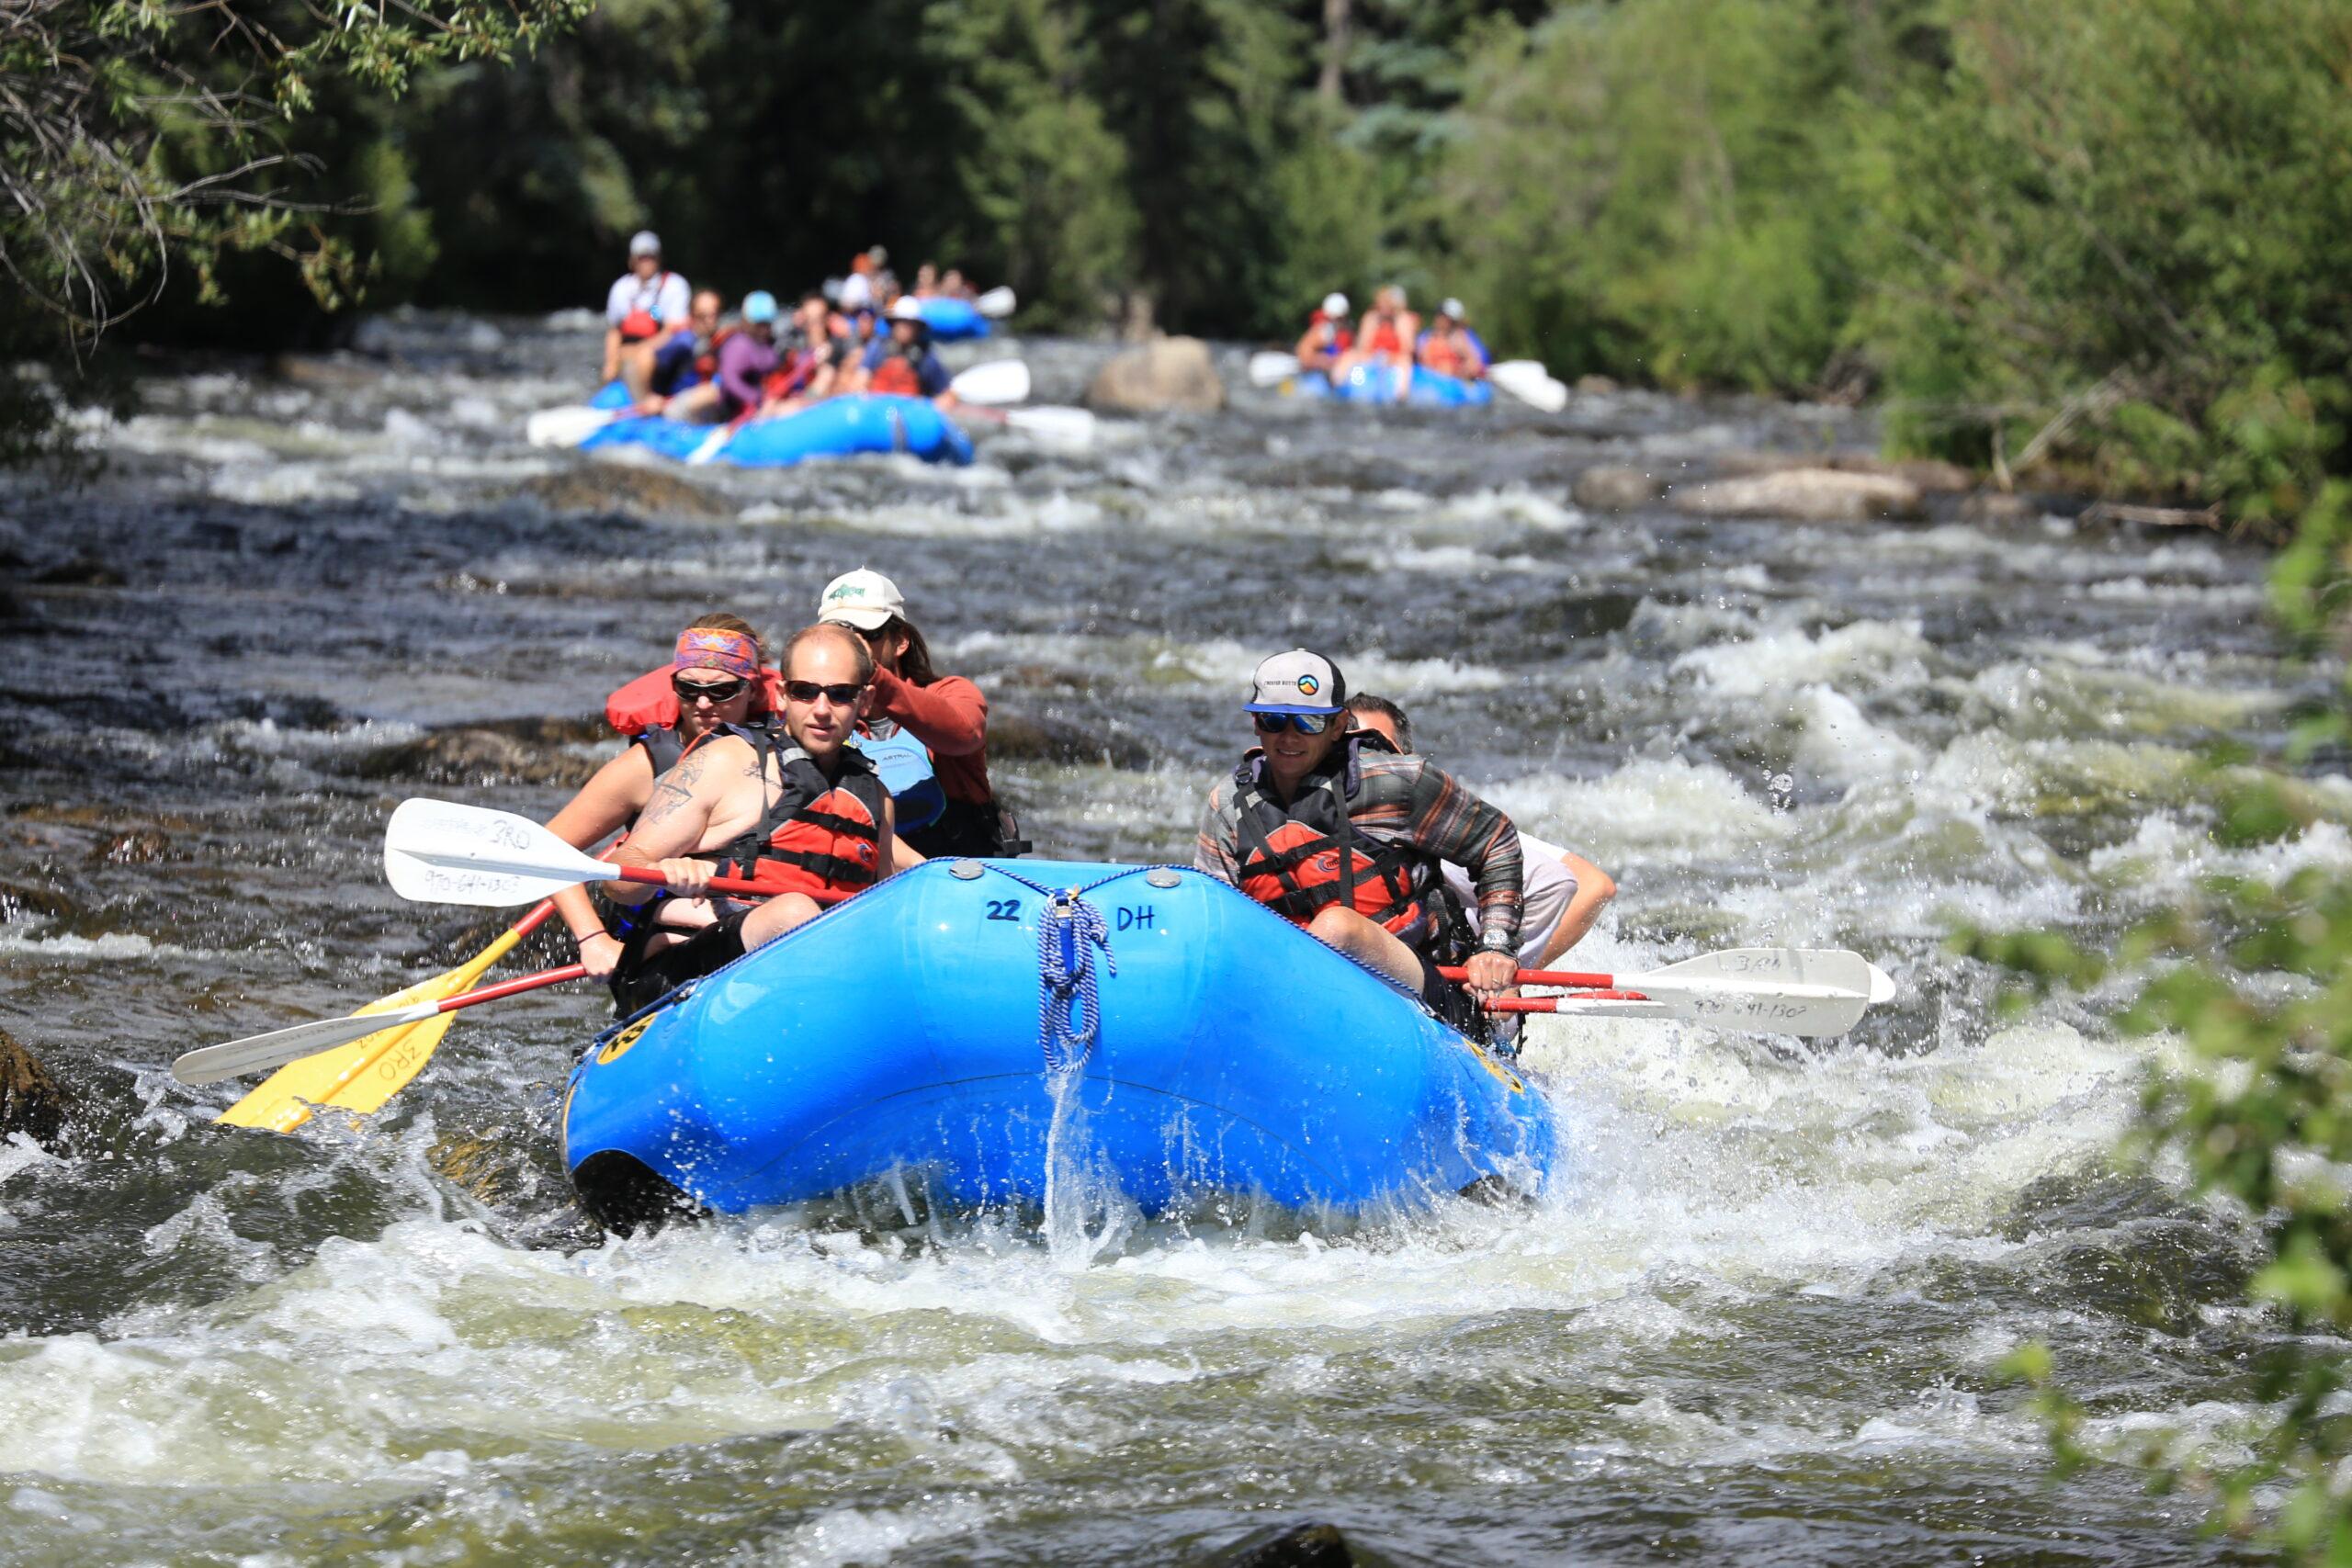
[515,467,729,520]
[1086,338,1226,413]
[1573,466,1666,511]
[989,712,1154,772]
[1574,374,1622,397]
[0,1025,68,1149]
[347,726,596,788]
[1222,1522,1354,1567]
[1961,491,2040,525]
[1713,452,1974,492]
[1668,468,1925,524]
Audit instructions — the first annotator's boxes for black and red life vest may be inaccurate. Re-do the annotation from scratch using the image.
[1229,744,1442,945]
[707,734,890,901]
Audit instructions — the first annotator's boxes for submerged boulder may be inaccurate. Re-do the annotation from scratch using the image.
[514,466,729,520]
[1221,1522,1355,1567]
[1087,338,1226,413]
[1572,465,1666,511]
[1669,467,1926,523]
[0,1025,69,1149]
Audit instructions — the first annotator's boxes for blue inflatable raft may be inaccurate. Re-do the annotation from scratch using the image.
[561,859,1553,1228]
[914,297,991,341]
[576,384,973,469]
[1293,364,1495,408]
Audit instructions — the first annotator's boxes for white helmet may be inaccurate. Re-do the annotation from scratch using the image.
[888,295,926,323]
[1321,292,1349,318]
[1440,298,1466,321]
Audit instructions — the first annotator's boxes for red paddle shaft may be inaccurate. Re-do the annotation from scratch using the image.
[1439,964,1614,988]
[430,964,587,1018]
[1483,989,1651,1014]
[609,865,850,905]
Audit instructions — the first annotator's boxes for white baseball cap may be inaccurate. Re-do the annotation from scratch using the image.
[1440,297,1465,321]
[1247,649,1347,715]
[816,568,905,631]
[628,231,662,258]
[1321,292,1349,318]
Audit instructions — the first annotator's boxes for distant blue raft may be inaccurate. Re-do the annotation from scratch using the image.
[914,297,991,341]
[1293,364,1495,408]
[561,860,1553,1227]
[577,385,973,468]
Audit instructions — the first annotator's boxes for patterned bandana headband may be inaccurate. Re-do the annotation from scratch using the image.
[673,627,762,681]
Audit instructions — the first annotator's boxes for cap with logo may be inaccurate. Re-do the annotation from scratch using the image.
[816,568,906,631]
[628,231,662,259]
[1246,649,1347,716]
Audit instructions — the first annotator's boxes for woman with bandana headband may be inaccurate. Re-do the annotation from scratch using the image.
[546,615,771,983]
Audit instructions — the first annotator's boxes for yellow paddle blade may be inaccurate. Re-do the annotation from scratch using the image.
[217,928,525,1133]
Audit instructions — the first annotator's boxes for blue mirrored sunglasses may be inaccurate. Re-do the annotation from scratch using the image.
[1252,711,1340,736]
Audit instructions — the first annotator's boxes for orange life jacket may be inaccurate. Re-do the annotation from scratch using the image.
[708,736,888,900]
[1419,330,1464,378]
[1365,315,1404,356]
[1229,750,1441,942]
[868,352,922,397]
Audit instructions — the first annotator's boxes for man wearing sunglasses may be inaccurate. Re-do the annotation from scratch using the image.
[1193,649,1524,1024]
[602,624,900,1010]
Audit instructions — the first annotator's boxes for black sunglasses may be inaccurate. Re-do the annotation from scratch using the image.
[784,680,867,705]
[1253,711,1340,736]
[673,675,750,704]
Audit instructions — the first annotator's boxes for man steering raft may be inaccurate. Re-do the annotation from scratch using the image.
[603,624,900,1011]
[1194,650,1522,1024]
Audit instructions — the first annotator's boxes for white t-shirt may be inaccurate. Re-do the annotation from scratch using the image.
[1444,831,1579,967]
[605,270,691,330]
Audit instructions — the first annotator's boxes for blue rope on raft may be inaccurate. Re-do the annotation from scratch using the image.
[988,867,1118,1073]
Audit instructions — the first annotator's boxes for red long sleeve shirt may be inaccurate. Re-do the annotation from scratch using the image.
[870,667,991,805]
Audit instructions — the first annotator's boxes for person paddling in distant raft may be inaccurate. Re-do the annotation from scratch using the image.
[1195,650,1522,1029]
[854,297,957,407]
[1416,299,1488,384]
[814,568,1024,860]
[602,231,692,396]
[1344,694,1614,965]
[1333,285,1420,399]
[1295,292,1352,377]
[660,290,781,424]
[604,624,901,1012]
[544,615,777,988]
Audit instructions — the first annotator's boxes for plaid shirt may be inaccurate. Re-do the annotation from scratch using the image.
[1195,739,1523,953]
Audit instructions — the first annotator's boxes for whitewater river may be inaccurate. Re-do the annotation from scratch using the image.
[0,312,2316,1563]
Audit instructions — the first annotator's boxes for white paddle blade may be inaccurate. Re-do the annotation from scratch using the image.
[385,798,615,907]
[173,1003,435,1086]
[1249,351,1302,387]
[1489,361,1567,413]
[684,425,731,466]
[526,407,616,448]
[1002,405,1097,447]
[976,286,1017,319]
[1638,947,1890,998]
[952,359,1031,406]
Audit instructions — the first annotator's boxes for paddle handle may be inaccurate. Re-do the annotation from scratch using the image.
[1439,964,1614,989]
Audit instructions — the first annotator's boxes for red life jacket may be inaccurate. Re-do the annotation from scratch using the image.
[708,736,889,900]
[1229,745,1441,942]
[1365,315,1404,356]
[1419,330,1464,378]
[694,322,737,379]
[606,664,785,737]
[868,350,923,397]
